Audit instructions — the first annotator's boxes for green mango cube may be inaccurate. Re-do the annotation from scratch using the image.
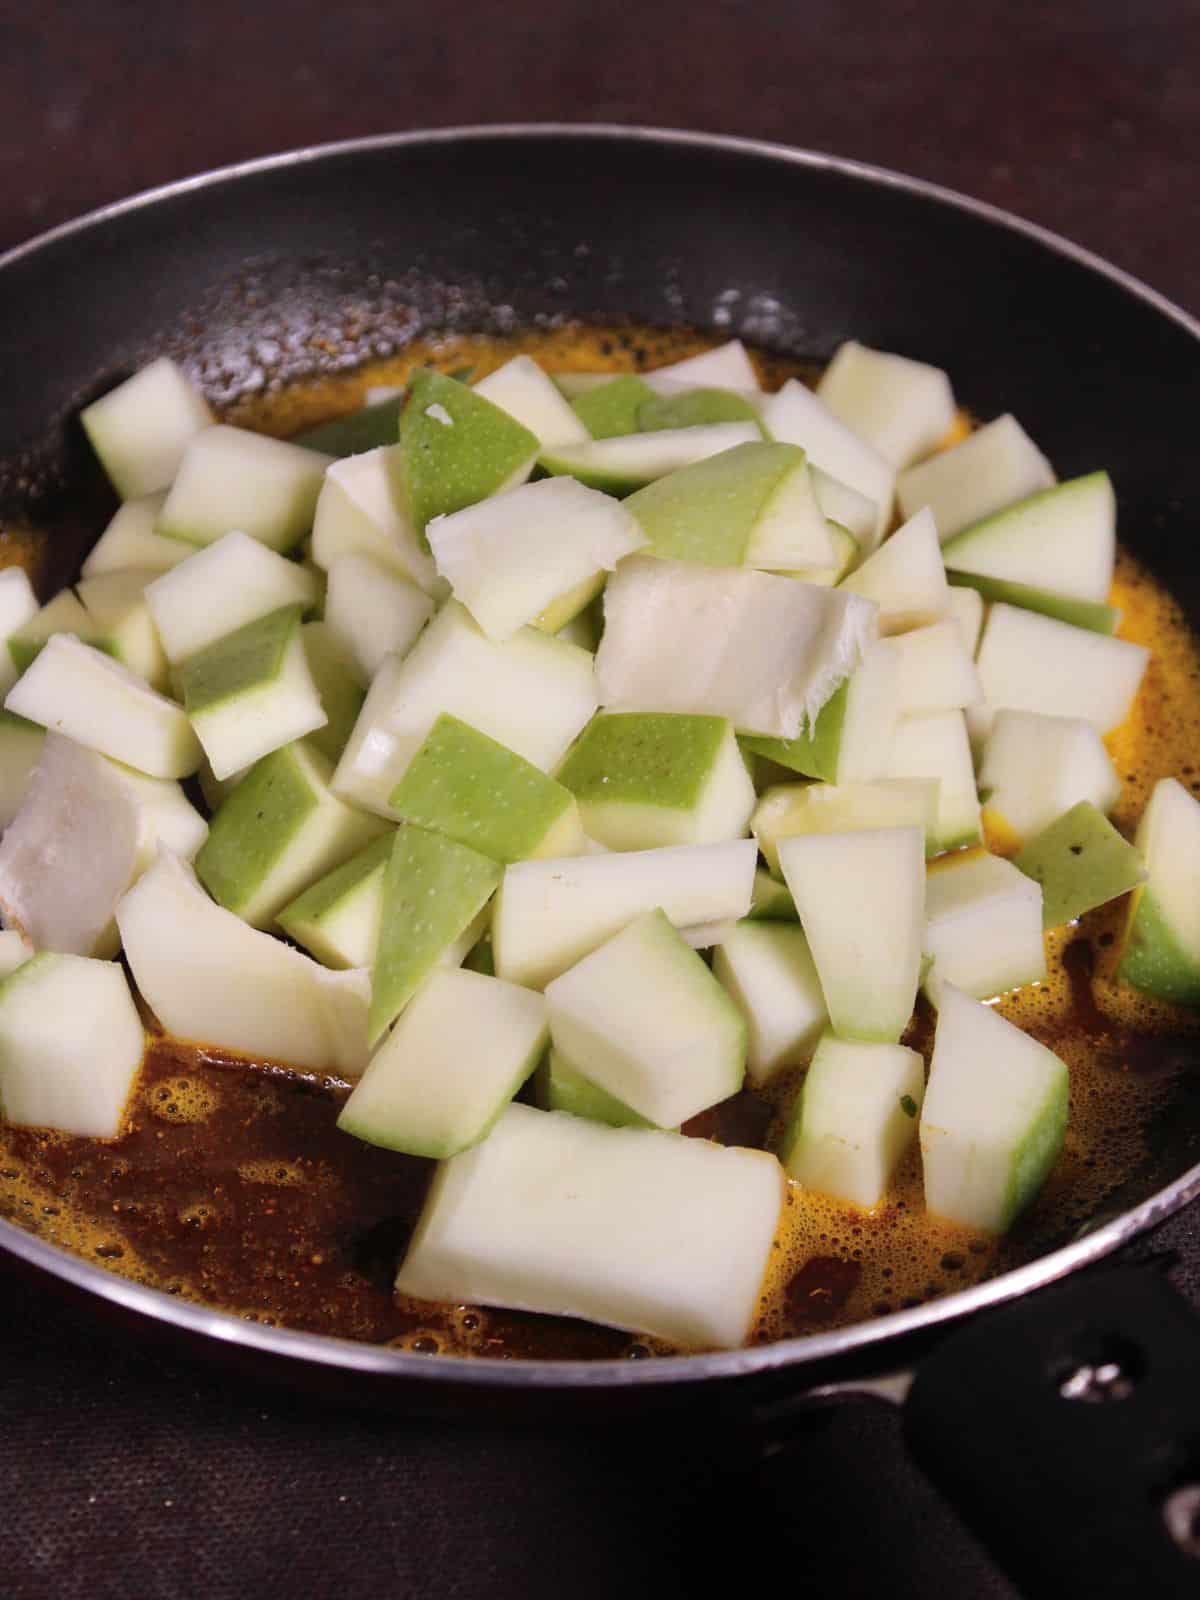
[1014,800,1145,928]
[1119,777,1200,1005]
[278,833,394,969]
[388,713,585,863]
[571,374,656,439]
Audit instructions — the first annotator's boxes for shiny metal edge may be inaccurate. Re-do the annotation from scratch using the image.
[1,122,1198,1389]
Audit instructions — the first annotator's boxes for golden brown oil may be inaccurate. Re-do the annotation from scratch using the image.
[0,325,1197,1360]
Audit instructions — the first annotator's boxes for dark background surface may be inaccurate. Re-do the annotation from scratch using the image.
[0,3,1198,1596]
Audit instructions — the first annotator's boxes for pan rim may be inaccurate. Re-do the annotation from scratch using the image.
[0,121,1197,1390]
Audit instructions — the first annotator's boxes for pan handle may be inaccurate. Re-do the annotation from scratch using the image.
[899,1264,1200,1598]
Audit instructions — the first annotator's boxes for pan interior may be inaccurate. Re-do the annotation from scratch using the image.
[0,309,1198,1362]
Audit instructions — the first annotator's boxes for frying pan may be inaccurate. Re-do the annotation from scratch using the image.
[0,126,1199,1596]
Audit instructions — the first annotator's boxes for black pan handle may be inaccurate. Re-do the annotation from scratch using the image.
[901,1264,1200,1598]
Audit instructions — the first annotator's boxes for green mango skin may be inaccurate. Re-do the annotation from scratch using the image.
[570,376,656,439]
[557,711,728,810]
[535,1049,662,1130]
[196,745,317,914]
[388,713,576,864]
[302,624,366,765]
[1014,800,1145,928]
[369,824,502,1043]
[180,604,303,716]
[1118,887,1200,1006]
[740,681,849,783]
[278,831,393,932]
[748,870,799,921]
[1004,1065,1070,1230]
[623,441,806,566]
[947,572,1120,636]
[293,397,404,458]
[397,370,538,536]
[636,387,765,435]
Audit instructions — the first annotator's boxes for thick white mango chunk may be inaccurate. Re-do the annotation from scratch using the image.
[896,414,1055,540]
[81,493,189,578]
[712,922,828,1084]
[892,619,983,715]
[81,357,213,499]
[942,472,1115,604]
[157,425,332,552]
[751,779,939,874]
[777,827,925,1043]
[887,711,982,853]
[6,634,202,779]
[0,953,144,1137]
[920,983,1068,1233]
[923,850,1046,1002]
[310,446,439,592]
[338,967,548,1159]
[978,709,1121,845]
[781,1033,925,1208]
[0,731,206,957]
[332,600,597,817]
[597,555,877,740]
[427,476,643,642]
[817,342,956,469]
[395,1102,784,1350]
[116,850,370,1076]
[839,509,949,635]
[493,838,757,989]
[8,589,98,673]
[323,553,433,684]
[644,340,761,393]
[759,379,895,548]
[975,603,1148,738]
[545,908,745,1128]
[810,468,879,549]
[472,355,591,449]
[144,530,320,665]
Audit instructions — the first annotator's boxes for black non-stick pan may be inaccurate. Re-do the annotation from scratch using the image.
[0,127,1198,1597]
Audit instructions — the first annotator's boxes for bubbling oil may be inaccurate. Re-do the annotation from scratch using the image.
[0,325,1197,1359]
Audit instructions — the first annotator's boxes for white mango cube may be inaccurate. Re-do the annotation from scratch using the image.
[473,355,591,449]
[946,585,985,657]
[332,600,597,817]
[781,1033,925,1208]
[145,530,320,665]
[645,340,760,393]
[978,709,1121,844]
[428,476,643,642]
[893,619,983,714]
[323,553,433,684]
[116,849,370,1076]
[759,378,895,548]
[157,425,332,552]
[310,445,439,592]
[597,555,877,739]
[493,837,757,989]
[839,508,949,635]
[752,779,939,874]
[897,414,1055,540]
[777,827,925,1043]
[0,568,39,697]
[6,634,201,779]
[817,341,956,469]
[545,908,746,1128]
[975,603,1148,737]
[81,493,190,578]
[0,731,206,958]
[76,569,170,691]
[887,710,982,853]
[395,1101,784,1349]
[712,922,828,1084]
[920,983,1068,1233]
[338,967,548,1158]
[81,357,213,499]
[923,850,1046,1001]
